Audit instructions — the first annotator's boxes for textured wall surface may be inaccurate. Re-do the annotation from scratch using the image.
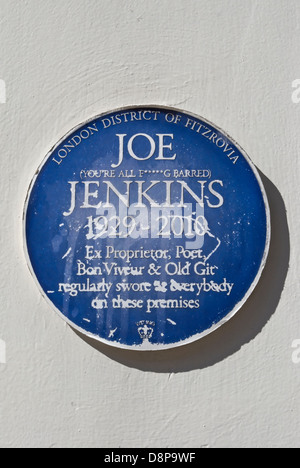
[0,0,299,448]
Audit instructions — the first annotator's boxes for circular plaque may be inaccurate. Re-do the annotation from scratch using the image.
[24,106,270,350]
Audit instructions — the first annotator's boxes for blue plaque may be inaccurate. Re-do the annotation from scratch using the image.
[24,106,270,350]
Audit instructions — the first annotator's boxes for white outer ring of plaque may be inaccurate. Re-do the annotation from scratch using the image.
[23,105,271,351]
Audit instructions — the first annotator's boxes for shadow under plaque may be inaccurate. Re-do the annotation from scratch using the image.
[72,172,290,373]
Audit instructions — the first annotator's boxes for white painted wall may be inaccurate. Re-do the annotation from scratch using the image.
[0,0,299,448]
